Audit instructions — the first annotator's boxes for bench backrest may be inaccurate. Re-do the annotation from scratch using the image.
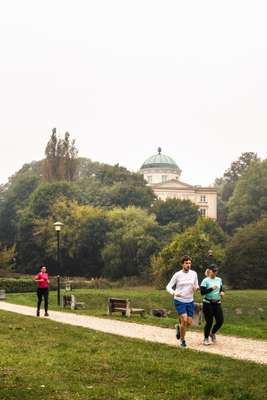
[108,297,129,310]
[0,289,6,300]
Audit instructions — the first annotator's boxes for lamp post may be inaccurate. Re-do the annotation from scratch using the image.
[53,221,64,306]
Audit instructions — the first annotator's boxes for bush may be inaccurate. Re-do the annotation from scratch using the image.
[68,278,112,290]
[0,278,46,293]
[0,277,113,293]
[223,217,267,289]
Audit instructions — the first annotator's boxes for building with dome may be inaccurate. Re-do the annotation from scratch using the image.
[139,148,217,219]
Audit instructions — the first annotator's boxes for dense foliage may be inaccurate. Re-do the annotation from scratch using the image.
[223,217,267,289]
[0,132,266,289]
[150,218,226,288]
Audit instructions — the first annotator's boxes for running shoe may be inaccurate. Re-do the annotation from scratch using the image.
[180,339,187,347]
[203,338,211,346]
[44,312,49,317]
[175,324,180,340]
[209,333,216,343]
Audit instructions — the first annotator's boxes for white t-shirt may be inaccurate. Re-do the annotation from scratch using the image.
[166,269,199,303]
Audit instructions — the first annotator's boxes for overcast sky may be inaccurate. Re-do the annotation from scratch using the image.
[0,1,266,186]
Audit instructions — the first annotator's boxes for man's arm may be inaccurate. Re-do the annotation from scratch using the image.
[166,273,177,296]
[193,272,199,292]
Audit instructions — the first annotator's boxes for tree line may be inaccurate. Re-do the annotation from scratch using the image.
[0,130,266,289]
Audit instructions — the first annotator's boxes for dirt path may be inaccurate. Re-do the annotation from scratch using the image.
[1,301,267,365]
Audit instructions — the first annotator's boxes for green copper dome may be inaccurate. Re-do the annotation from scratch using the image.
[140,147,179,170]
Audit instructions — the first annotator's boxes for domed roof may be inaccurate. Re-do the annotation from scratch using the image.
[140,147,179,170]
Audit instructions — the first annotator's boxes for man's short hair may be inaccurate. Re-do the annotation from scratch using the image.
[181,255,192,264]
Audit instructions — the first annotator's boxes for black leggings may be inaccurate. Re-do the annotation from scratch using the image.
[203,302,224,339]
[37,288,49,313]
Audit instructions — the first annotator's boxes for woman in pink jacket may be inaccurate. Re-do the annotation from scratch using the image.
[35,264,49,317]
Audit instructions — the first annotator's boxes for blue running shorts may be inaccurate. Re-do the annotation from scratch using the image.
[174,300,194,317]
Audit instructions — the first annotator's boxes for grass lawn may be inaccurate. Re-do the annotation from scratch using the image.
[6,288,267,340]
[0,310,266,400]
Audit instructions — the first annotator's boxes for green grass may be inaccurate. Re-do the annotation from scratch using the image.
[0,310,266,400]
[6,288,267,340]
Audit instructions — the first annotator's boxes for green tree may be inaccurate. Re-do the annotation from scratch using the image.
[16,199,109,276]
[152,198,199,228]
[15,208,44,273]
[150,223,225,288]
[223,217,267,288]
[77,159,146,186]
[227,159,267,230]
[0,175,40,246]
[0,244,16,271]
[102,207,160,279]
[224,152,258,183]
[215,152,259,230]
[195,217,227,245]
[28,181,77,218]
[48,200,108,277]
[76,178,155,209]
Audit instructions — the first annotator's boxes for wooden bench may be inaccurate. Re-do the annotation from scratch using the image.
[0,289,6,301]
[63,294,85,310]
[107,297,145,317]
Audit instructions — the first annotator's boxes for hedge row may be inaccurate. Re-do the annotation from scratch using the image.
[0,276,149,293]
[0,278,58,293]
[0,277,113,293]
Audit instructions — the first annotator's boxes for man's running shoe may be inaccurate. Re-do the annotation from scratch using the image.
[175,324,180,340]
[180,339,187,348]
[203,338,211,346]
[209,333,216,343]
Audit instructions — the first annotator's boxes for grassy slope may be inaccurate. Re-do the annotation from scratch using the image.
[6,288,267,340]
[0,310,266,400]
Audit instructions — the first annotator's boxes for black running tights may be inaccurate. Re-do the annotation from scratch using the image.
[37,288,49,313]
[203,302,224,339]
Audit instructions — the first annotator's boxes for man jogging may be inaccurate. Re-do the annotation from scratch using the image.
[166,255,199,347]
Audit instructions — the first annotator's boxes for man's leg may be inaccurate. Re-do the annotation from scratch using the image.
[179,314,188,340]
[174,300,186,341]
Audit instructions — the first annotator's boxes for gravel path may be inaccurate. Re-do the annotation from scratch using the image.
[1,302,267,365]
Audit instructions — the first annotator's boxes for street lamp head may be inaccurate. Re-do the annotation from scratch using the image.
[53,221,64,232]
[208,249,213,256]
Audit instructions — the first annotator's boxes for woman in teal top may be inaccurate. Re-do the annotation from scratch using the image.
[200,264,225,345]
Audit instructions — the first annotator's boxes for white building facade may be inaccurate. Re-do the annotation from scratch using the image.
[139,148,217,219]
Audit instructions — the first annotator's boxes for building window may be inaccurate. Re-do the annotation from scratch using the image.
[200,208,207,217]
[200,195,207,203]
[162,175,167,183]
[147,176,152,184]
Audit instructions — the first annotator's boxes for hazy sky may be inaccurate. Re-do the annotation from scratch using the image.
[0,1,266,186]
